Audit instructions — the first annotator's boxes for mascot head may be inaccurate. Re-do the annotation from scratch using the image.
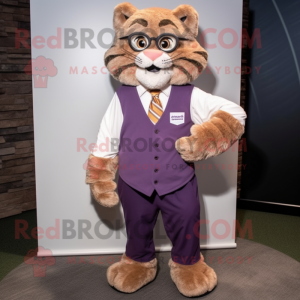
[104,2,208,89]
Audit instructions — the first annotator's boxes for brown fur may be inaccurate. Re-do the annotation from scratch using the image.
[85,155,119,207]
[176,110,245,162]
[105,3,208,86]
[107,254,157,293]
[169,254,217,297]
[85,169,114,184]
[212,110,245,137]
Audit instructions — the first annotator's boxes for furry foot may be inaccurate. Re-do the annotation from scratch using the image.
[107,254,157,293]
[169,254,217,297]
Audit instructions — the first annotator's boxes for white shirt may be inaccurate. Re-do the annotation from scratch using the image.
[92,85,246,158]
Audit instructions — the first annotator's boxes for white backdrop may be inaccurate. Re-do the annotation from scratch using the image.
[30,0,243,256]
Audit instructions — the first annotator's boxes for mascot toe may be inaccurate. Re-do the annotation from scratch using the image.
[107,254,157,293]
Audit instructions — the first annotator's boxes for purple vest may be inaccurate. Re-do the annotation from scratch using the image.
[118,84,195,196]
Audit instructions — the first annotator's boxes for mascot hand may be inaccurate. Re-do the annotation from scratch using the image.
[175,110,244,162]
[85,154,119,207]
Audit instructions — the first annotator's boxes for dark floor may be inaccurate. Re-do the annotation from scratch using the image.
[1,238,300,300]
[0,208,300,281]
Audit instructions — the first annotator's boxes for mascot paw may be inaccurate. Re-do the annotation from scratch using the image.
[169,254,217,297]
[175,110,245,162]
[90,187,119,207]
[107,254,157,293]
[85,155,119,207]
[175,134,206,162]
[175,131,218,162]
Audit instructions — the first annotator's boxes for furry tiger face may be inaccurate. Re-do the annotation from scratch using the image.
[104,2,208,89]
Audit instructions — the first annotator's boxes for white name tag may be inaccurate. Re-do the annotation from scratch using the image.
[170,112,185,125]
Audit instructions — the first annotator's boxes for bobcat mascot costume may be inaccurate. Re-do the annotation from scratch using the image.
[86,2,246,297]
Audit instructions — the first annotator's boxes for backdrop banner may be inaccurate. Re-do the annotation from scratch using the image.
[30,0,243,256]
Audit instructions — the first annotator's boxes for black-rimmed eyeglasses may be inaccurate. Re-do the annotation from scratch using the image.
[119,32,188,53]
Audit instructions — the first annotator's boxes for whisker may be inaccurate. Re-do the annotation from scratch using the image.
[162,54,180,64]
[120,48,142,62]
[162,53,183,63]
[123,56,135,62]
[123,51,140,61]
[123,56,140,63]
[118,53,142,64]
[122,54,144,66]
[123,53,141,62]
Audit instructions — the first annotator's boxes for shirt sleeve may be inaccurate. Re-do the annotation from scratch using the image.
[190,87,247,126]
[91,92,123,158]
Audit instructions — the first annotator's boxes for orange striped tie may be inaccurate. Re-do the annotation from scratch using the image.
[148,90,163,124]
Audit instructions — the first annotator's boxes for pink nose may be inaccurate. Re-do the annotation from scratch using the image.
[143,49,163,61]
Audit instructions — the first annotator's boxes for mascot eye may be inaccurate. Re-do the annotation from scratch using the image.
[160,39,170,49]
[158,36,177,52]
[131,35,149,51]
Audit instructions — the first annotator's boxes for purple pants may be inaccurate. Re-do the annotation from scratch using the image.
[118,175,200,265]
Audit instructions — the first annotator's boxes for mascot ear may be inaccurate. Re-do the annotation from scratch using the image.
[172,5,199,37]
[113,2,138,31]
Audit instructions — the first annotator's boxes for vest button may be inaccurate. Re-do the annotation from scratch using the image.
[155,143,159,148]
[154,156,159,160]
[155,129,159,134]
[154,180,158,184]
[154,169,158,173]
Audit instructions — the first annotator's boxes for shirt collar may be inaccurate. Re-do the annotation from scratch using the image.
[136,84,171,98]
